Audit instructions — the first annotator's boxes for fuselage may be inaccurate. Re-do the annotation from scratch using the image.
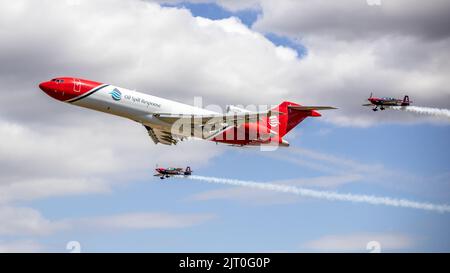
[39,77,320,146]
[368,97,402,106]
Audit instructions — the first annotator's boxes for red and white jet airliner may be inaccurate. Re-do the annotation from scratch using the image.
[39,77,336,147]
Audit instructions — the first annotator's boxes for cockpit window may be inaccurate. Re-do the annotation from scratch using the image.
[51,79,64,83]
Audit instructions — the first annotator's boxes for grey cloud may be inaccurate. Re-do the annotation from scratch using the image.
[253,0,450,41]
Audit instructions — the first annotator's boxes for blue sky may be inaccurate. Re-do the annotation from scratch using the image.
[0,0,449,253]
[28,118,450,252]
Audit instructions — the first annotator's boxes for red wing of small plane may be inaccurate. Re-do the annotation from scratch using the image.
[154,166,192,179]
[363,92,411,111]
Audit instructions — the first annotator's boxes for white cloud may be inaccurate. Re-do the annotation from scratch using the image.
[303,232,415,252]
[76,212,216,229]
[0,240,45,253]
[0,206,67,236]
[0,205,215,237]
[0,178,111,204]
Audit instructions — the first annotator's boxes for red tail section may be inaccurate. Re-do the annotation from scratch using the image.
[268,101,321,137]
[211,101,329,146]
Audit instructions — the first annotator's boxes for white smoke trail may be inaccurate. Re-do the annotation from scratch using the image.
[392,106,450,119]
[187,175,450,213]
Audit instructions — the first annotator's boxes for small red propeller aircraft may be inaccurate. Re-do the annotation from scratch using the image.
[363,93,411,111]
[154,166,192,179]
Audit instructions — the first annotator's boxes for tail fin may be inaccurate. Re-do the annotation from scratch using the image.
[402,95,410,106]
[268,102,336,137]
[184,166,192,175]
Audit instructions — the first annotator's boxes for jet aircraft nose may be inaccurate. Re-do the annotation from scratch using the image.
[38,79,65,101]
[39,77,103,102]
[39,81,52,93]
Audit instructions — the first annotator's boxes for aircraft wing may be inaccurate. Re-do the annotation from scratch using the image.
[362,103,373,106]
[153,111,283,126]
[142,111,283,145]
[144,125,181,145]
[145,107,333,145]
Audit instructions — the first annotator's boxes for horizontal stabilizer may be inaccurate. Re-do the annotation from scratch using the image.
[288,106,338,111]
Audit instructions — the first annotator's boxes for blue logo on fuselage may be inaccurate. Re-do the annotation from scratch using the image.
[110,88,122,101]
